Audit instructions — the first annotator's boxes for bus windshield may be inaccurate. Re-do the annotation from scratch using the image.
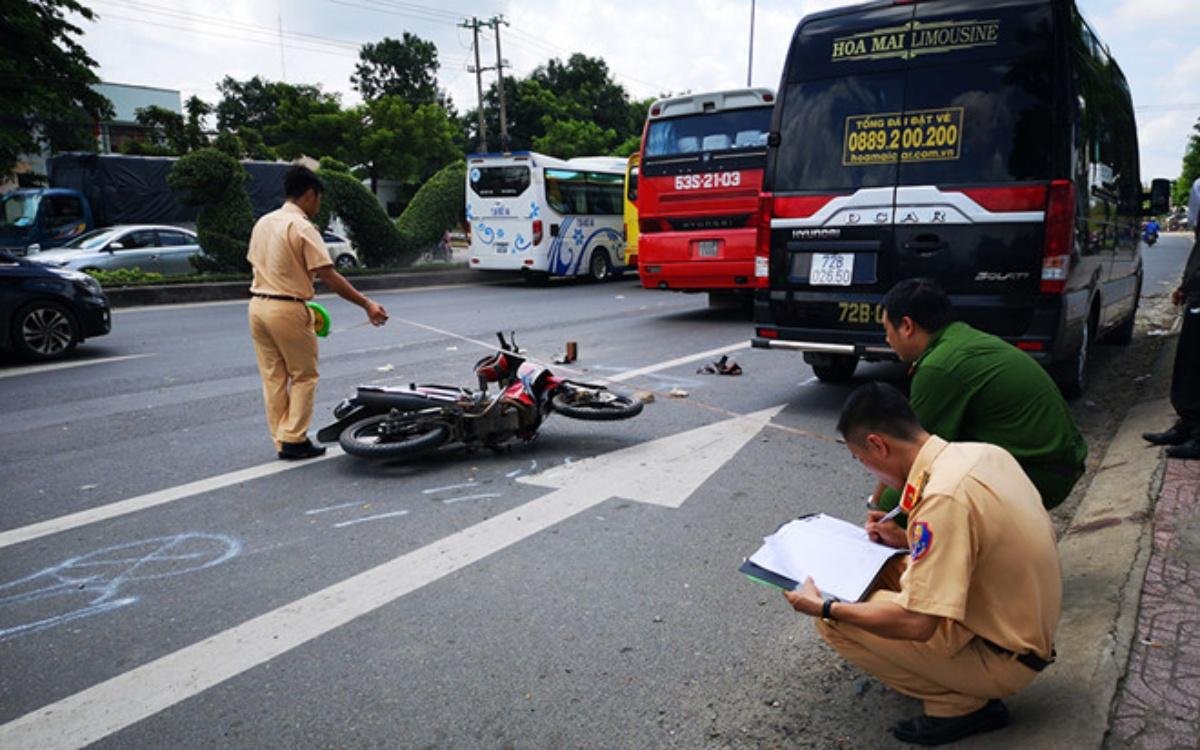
[644,106,772,158]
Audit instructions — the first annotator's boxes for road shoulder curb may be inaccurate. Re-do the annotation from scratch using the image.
[965,397,1173,748]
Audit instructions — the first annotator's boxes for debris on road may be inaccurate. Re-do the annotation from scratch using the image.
[553,340,578,364]
[634,390,656,404]
[669,388,689,398]
[376,364,395,372]
[697,354,742,376]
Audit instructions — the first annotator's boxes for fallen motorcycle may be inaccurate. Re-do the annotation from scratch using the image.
[317,332,643,460]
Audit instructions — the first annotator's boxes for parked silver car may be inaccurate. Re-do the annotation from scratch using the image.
[30,225,204,276]
[322,231,359,270]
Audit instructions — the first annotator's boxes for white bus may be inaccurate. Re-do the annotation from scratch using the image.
[466,151,628,281]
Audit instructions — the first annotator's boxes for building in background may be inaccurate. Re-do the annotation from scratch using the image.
[91,82,182,154]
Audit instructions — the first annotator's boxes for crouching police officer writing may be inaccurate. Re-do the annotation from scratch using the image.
[785,383,1060,746]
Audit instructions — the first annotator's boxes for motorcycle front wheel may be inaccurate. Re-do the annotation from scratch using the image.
[551,387,644,421]
[339,414,451,459]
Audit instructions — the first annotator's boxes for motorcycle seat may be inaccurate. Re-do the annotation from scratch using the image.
[356,386,462,411]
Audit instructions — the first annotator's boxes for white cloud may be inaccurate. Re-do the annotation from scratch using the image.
[1092,0,1196,34]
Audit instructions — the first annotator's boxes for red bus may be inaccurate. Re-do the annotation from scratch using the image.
[636,88,774,301]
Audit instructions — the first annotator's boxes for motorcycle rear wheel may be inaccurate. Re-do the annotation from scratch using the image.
[339,414,450,459]
[551,388,644,421]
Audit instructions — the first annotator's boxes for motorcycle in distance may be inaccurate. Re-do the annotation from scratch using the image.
[1143,219,1160,247]
[317,333,644,460]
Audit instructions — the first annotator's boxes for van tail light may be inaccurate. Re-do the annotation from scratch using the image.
[464,218,471,241]
[622,222,627,242]
[1041,180,1075,294]
[755,193,773,288]
[532,219,543,246]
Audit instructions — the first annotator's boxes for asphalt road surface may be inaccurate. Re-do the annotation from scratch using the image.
[0,234,1192,749]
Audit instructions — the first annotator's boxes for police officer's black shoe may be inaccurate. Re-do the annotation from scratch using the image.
[890,699,1010,746]
[1143,421,1195,446]
[1166,437,1200,460]
[278,439,327,460]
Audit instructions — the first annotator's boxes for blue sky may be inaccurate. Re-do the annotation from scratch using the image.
[77,0,1198,180]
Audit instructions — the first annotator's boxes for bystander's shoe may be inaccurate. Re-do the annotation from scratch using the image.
[1166,437,1200,460]
[890,699,1010,746]
[278,438,327,461]
[1143,421,1196,446]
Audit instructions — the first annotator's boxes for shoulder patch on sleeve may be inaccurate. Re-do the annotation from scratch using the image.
[910,521,934,562]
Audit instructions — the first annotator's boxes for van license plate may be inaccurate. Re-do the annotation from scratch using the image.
[810,253,854,286]
[495,243,509,254]
[698,240,719,257]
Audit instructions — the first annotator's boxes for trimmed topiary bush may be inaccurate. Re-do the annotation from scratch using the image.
[318,164,420,267]
[396,160,465,249]
[168,148,254,272]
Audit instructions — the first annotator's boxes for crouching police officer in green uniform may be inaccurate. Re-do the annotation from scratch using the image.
[873,279,1088,517]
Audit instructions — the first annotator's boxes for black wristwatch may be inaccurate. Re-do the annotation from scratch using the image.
[821,598,836,621]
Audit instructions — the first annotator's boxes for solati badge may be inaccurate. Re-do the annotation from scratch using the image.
[911,522,934,562]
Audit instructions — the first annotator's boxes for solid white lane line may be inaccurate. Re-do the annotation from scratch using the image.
[0,449,344,552]
[0,341,753,550]
[0,407,779,750]
[442,493,503,505]
[606,341,750,382]
[304,501,361,516]
[0,354,155,380]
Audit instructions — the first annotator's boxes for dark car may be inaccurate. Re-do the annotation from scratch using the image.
[752,0,1171,396]
[1,250,111,360]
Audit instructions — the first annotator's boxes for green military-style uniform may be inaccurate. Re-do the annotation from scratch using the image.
[879,321,1087,513]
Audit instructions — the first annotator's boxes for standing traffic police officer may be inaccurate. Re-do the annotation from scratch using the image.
[247,166,388,460]
[874,279,1087,516]
[786,382,1061,745]
[1143,175,1200,458]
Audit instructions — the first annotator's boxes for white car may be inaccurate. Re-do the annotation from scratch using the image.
[30,225,204,276]
[322,231,359,270]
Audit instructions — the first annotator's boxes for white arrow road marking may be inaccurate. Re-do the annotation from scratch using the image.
[0,353,155,380]
[0,405,783,750]
[0,342,752,552]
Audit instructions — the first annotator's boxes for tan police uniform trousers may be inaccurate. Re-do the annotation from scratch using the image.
[814,558,1037,717]
[248,297,318,449]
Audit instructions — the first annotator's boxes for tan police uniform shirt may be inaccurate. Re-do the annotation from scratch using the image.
[247,202,332,300]
[893,436,1061,661]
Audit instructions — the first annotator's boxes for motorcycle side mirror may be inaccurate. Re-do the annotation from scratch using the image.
[509,331,519,353]
[1145,178,1171,215]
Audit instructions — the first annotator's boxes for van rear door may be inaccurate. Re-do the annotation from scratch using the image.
[765,3,913,338]
[765,0,1058,342]
[893,0,1056,337]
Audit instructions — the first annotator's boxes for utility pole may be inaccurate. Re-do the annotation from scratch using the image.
[488,15,511,152]
[747,0,756,86]
[460,16,488,152]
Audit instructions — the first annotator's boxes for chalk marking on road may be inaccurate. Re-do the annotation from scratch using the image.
[304,501,361,516]
[421,482,477,495]
[505,468,523,478]
[0,449,343,552]
[0,534,240,643]
[442,493,503,505]
[332,510,410,528]
[0,405,783,750]
[0,353,155,380]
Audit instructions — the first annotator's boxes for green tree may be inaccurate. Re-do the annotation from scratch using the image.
[351,34,442,105]
[0,0,114,176]
[167,148,254,272]
[1173,116,1200,207]
[348,96,459,193]
[465,54,647,157]
[533,118,616,160]
[133,105,186,153]
[214,76,339,156]
[183,95,212,152]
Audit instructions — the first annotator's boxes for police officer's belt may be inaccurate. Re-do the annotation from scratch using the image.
[252,293,306,303]
[983,639,1055,672]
